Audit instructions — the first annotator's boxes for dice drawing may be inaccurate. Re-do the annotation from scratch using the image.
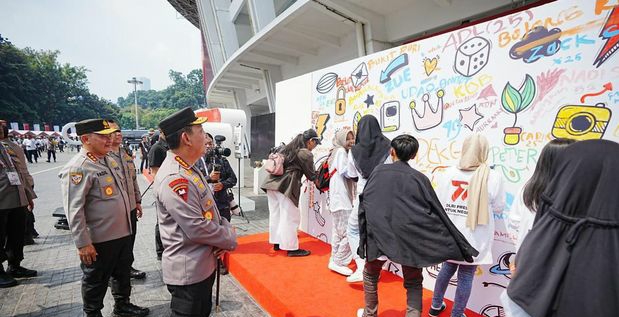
[454,37,490,77]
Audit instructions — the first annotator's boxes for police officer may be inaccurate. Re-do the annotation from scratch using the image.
[155,108,237,317]
[107,120,146,279]
[58,119,149,317]
[0,121,37,288]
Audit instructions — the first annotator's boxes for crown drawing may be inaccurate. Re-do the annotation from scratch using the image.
[409,89,444,131]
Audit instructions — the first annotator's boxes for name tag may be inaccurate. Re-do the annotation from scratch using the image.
[7,172,21,186]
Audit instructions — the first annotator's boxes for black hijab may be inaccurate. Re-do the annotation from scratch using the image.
[350,115,391,179]
[507,139,619,317]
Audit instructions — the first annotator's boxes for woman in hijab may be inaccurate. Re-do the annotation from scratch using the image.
[261,129,320,257]
[508,138,575,258]
[327,127,356,276]
[429,133,505,317]
[343,115,391,282]
[503,139,619,317]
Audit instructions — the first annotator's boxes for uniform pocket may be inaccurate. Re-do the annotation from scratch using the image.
[96,175,118,199]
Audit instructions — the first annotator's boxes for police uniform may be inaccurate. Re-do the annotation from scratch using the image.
[58,119,148,317]
[155,108,237,317]
[108,145,146,279]
[0,138,37,288]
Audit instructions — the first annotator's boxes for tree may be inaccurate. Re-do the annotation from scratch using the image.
[0,34,119,126]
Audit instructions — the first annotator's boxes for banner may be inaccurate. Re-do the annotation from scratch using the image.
[292,1,619,315]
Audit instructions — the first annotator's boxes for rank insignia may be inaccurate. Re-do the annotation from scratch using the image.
[86,152,97,162]
[70,172,83,185]
[169,178,189,202]
[206,199,213,206]
[106,176,113,183]
[111,160,118,168]
[202,210,214,221]
[175,156,190,170]
[103,185,114,196]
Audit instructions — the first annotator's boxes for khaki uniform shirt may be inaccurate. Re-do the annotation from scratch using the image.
[109,147,141,210]
[2,140,36,202]
[0,142,28,210]
[59,149,132,248]
[155,151,237,285]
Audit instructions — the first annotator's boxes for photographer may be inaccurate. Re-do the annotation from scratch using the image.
[203,133,237,275]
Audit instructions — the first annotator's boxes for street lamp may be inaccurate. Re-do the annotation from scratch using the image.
[127,77,143,129]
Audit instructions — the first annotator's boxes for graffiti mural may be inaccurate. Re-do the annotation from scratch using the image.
[293,0,619,314]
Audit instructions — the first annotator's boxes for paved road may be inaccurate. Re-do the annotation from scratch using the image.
[0,150,270,317]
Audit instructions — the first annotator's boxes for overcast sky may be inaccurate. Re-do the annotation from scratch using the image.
[0,0,202,103]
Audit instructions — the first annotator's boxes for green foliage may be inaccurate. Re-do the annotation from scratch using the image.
[116,69,206,130]
[0,34,119,126]
[0,33,206,130]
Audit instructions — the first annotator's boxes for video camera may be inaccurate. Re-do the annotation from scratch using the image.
[207,135,232,162]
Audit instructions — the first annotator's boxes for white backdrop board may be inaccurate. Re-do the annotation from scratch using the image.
[275,1,619,315]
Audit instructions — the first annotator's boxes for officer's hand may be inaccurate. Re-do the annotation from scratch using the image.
[28,199,34,211]
[78,244,98,265]
[136,203,143,218]
[209,171,221,181]
[213,182,224,192]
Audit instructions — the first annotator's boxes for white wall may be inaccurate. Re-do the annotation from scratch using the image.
[274,73,313,144]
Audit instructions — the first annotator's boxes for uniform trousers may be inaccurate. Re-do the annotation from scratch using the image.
[0,207,27,266]
[130,208,138,255]
[167,271,216,317]
[266,190,300,251]
[362,259,423,317]
[81,235,133,315]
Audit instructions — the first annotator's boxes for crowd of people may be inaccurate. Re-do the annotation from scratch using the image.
[1,109,617,317]
[261,114,618,317]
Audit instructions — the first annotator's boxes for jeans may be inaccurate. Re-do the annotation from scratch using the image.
[431,262,477,317]
[347,199,360,259]
[362,259,423,317]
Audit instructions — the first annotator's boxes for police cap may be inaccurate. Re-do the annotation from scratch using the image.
[75,119,119,136]
[159,107,207,136]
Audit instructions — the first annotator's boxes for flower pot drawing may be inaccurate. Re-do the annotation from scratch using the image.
[503,127,522,145]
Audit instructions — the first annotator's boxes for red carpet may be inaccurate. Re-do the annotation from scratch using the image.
[229,232,483,317]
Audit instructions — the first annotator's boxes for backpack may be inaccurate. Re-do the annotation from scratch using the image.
[315,152,337,193]
[264,144,285,176]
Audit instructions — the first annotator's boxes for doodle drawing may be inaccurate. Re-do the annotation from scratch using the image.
[454,37,490,77]
[501,74,537,145]
[410,89,444,131]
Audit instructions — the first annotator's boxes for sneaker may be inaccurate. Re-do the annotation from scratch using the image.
[428,302,446,317]
[328,261,352,276]
[346,269,363,283]
[287,249,311,257]
[357,308,364,317]
[7,265,37,278]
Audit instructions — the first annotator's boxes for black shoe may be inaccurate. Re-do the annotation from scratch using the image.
[24,236,35,245]
[130,267,146,280]
[0,272,18,288]
[86,312,103,317]
[113,301,149,317]
[287,249,311,257]
[428,302,446,317]
[8,265,37,278]
[273,244,280,251]
[156,254,162,261]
